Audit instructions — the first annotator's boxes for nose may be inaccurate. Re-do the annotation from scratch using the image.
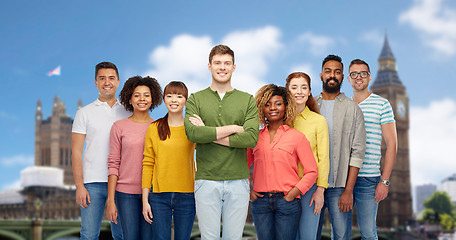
[270,103,277,110]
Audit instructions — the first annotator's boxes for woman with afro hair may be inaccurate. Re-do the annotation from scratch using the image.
[106,76,162,239]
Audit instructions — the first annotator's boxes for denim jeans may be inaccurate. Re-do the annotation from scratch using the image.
[80,182,123,240]
[317,187,352,240]
[195,179,250,240]
[116,191,153,240]
[354,176,380,240]
[149,192,196,240]
[251,192,301,240]
[296,183,320,240]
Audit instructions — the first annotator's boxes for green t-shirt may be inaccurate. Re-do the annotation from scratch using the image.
[184,87,259,180]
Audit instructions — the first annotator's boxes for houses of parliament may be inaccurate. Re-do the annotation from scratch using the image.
[0,36,413,229]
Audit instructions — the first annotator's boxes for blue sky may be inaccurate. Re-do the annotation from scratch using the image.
[1,0,456,192]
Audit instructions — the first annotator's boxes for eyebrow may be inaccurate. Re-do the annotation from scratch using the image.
[324,67,342,71]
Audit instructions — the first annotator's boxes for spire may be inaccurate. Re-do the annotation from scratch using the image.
[371,35,404,89]
[379,34,395,61]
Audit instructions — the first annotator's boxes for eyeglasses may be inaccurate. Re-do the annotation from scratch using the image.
[349,71,370,79]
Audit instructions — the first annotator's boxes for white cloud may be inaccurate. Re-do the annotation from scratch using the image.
[0,110,18,120]
[359,30,384,46]
[288,63,322,94]
[0,155,34,166]
[296,32,335,56]
[222,26,283,94]
[144,26,282,95]
[144,34,213,94]
[410,98,456,187]
[2,179,21,190]
[400,0,456,56]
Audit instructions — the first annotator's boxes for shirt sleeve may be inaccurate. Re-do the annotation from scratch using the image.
[315,117,330,188]
[72,108,87,134]
[107,122,122,177]
[142,124,156,189]
[228,95,260,148]
[349,104,366,168]
[184,93,218,143]
[381,100,395,125]
[295,133,318,194]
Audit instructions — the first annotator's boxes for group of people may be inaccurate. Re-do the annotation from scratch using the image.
[72,44,397,240]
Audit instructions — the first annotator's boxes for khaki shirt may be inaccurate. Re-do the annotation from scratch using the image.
[315,93,366,188]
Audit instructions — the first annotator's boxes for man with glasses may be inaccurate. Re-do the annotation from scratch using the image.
[315,54,366,240]
[348,59,397,240]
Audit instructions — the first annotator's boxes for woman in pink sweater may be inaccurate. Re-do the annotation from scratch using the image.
[106,76,162,239]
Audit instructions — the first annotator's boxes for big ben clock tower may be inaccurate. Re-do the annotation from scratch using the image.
[371,35,413,228]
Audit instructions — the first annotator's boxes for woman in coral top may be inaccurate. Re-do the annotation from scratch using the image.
[285,72,330,240]
[142,81,196,240]
[248,84,318,240]
[106,76,162,239]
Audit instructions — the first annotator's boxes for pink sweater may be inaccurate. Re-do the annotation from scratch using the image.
[108,118,153,194]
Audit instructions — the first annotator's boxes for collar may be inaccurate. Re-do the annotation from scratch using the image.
[298,106,311,120]
[207,87,236,96]
[94,98,120,106]
[260,124,291,134]
[316,92,346,102]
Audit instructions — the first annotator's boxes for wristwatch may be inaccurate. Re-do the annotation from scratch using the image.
[380,179,390,186]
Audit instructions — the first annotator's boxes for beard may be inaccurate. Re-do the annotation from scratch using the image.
[322,76,342,93]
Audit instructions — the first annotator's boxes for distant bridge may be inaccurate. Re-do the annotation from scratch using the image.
[0,219,398,240]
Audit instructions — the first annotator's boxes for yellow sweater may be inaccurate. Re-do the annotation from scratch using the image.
[294,106,330,188]
[142,124,196,193]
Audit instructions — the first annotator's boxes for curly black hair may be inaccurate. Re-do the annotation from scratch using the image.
[119,76,163,112]
[322,54,343,69]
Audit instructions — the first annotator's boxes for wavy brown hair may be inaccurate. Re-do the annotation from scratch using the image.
[255,84,296,127]
[154,81,188,141]
[285,72,319,114]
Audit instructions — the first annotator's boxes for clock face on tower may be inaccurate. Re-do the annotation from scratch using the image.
[397,100,406,118]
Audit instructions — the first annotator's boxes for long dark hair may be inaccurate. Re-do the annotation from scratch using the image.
[155,81,188,141]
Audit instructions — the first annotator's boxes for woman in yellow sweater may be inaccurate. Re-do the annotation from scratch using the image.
[286,72,330,240]
[142,81,196,240]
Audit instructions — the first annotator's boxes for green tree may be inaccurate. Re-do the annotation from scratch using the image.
[424,191,455,217]
[440,214,454,231]
[420,208,437,223]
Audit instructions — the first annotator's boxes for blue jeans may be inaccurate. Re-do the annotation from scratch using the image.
[317,187,352,240]
[116,191,153,240]
[354,176,380,240]
[149,192,196,240]
[195,179,250,240]
[296,183,320,240]
[251,192,301,240]
[80,182,123,240]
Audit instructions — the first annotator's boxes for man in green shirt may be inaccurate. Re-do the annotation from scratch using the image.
[185,45,259,240]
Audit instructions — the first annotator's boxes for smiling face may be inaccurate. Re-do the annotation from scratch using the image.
[130,85,152,113]
[95,68,120,100]
[320,60,344,94]
[208,54,236,84]
[348,63,371,92]
[164,93,186,114]
[287,77,311,107]
[263,95,286,125]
